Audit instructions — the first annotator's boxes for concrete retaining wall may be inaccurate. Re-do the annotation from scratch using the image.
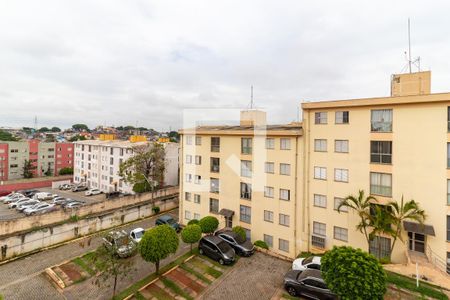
[0,194,178,261]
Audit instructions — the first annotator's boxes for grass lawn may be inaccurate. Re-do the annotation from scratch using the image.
[179,264,212,284]
[386,271,447,300]
[205,267,222,279]
[160,277,194,300]
[72,257,96,276]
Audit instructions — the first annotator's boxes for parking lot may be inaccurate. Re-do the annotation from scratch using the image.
[0,186,106,220]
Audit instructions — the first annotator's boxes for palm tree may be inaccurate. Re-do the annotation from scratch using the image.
[388,196,426,258]
[369,205,396,259]
[338,190,377,250]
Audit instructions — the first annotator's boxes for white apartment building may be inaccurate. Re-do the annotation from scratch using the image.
[73,139,179,193]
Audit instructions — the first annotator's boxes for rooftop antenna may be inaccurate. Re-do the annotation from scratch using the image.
[250,85,254,109]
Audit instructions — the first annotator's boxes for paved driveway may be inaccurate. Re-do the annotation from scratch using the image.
[201,252,291,300]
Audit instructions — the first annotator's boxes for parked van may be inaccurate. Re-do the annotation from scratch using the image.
[198,235,235,265]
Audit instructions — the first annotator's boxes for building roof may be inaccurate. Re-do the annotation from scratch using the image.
[73,139,149,148]
[301,92,450,110]
[180,123,303,136]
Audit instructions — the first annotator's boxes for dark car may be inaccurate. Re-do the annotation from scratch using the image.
[284,269,337,300]
[155,215,180,232]
[198,235,236,265]
[23,190,39,197]
[215,230,255,256]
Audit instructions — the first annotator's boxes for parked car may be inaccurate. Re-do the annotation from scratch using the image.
[155,215,180,232]
[215,230,255,256]
[64,202,83,209]
[23,189,39,198]
[129,228,145,243]
[103,230,137,258]
[72,184,88,192]
[283,269,337,299]
[16,200,40,211]
[3,193,27,203]
[292,256,322,271]
[85,188,102,196]
[59,184,72,190]
[61,200,85,208]
[52,197,73,205]
[33,192,58,201]
[8,197,31,209]
[23,203,56,216]
[198,235,235,265]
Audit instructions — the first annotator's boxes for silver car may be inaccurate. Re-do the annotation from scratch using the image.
[8,197,31,209]
[24,203,55,216]
[16,200,40,211]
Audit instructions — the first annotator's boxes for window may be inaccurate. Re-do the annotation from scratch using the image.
[264,234,273,248]
[335,111,349,124]
[370,172,392,197]
[110,148,114,155]
[265,138,275,149]
[185,173,192,182]
[210,157,220,172]
[448,216,450,241]
[334,168,349,182]
[313,194,327,208]
[371,109,393,132]
[369,237,391,259]
[448,107,450,131]
[241,138,252,154]
[334,197,348,212]
[264,186,274,198]
[335,140,349,153]
[315,112,327,124]
[448,180,450,205]
[240,205,251,223]
[314,167,326,180]
[240,182,252,200]
[209,198,219,213]
[194,213,200,220]
[280,163,291,175]
[334,227,348,242]
[280,138,291,150]
[194,175,201,184]
[265,162,274,174]
[279,239,289,252]
[279,214,290,227]
[211,137,220,152]
[371,141,392,164]
[241,160,252,177]
[195,136,202,145]
[110,157,114,165]
[448,143,450,168]
[186,136,193,145]
[280,189,290,201]
[185,210,191,220]
[195,155,202,165]
[194,194,201,204]
[185,155,192,164]
[314,139,327,152]
[313,222,326,236]
[210,178,220,193]
[264,210,274,222]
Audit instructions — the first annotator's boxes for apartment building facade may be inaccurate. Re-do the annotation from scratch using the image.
[179,71,450,270]
[73,138,179,194]
[0,140,73,181]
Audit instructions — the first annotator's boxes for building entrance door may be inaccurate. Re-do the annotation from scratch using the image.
[408,232,425,253]
[226,216,232,228]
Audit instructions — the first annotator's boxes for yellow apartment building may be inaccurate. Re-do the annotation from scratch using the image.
[179,71,450,273]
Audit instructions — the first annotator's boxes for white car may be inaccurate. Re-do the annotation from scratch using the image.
[0,192,19,201]
[64,202,83,209]
[130,228,145,243]
[16,200,40,211]
[292,256,322,271]
[85,188,102,196]
[8,197,31,209]
[24,203,55,216]
[33,192,58,200]
[3,194,26,204]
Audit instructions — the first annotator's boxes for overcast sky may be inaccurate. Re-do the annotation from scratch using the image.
[1,1,449,131]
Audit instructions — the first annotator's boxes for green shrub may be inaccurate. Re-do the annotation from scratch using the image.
[199,216,219,234]
[321,246,386,300]
[232,226,246,241]
[59,167,74,175]
[180,224,202,252]
[187,219,199,225]
[133,181,151,193]
[253,240,268,249]
[152,206,160,214]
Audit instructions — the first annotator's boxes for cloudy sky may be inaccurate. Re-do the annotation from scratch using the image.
[1,1,449,131]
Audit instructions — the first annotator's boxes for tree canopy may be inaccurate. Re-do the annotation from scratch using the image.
[38,127,50,132]
[51,127,61,132]
[199,216,219,234]
[321,246,386,300]
[181,224,202,253]
[139,225,179,274]
[0,130,18,141]
[69,135,87,142]
[232,226,246,241]
[72,124,89,131]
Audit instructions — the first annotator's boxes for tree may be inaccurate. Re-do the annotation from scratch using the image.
[0,130,18,141]
[388,196,426,259]
[123,125,135,131]
[45,134,56,142]
[232,226,246,241]
[181,224,202,253]
[69,135,87,142]
[338,190,376,250]
[38,127,50,132]
[187,219,199,225]
[72,124,89,132]
[168,131,179,141]
[369,205,396,260]
[321,246,386,300]
[139,225,179,274]
[51,127,61,132]
[199,216,219,234]
[22,160,33,178]
[22,127,33,134]
[92,245,135,298]
[119,143,166,193]
[59,167,73,175]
